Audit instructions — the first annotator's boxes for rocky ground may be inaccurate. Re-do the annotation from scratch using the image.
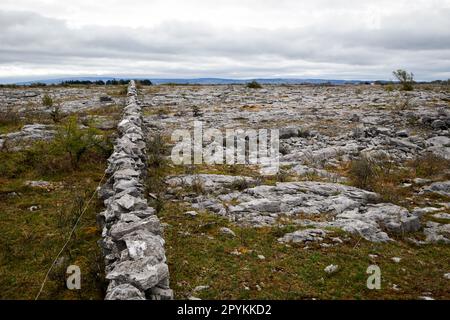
[0,85,123,149]
[1,83,449,299]
[139,84,450,299]
[141,85,450,242]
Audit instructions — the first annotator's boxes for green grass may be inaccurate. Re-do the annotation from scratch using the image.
[0,165,106,300]
[0,117,114,299]
[161,203,450,299]
[0,122,23,135]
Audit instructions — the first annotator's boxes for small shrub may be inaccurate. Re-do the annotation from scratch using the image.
[146,133,170,212]
[229,178,251,191]
[147,133,168,169]
[347,154,414,205]
[409,153,450,178]
[146,167,167,212]
[393,69,414,91]
[157,107,170,117]
[42,94,53,107]
[384,84,394,92]
[0,108,21,129]
[298,128,311,138]
[191,177,205,194]
[246,81,262,89]
[348,155,376,189]
[192,105,202,117]
[50,105,63,123]
[53,116,104,169]
[183,165,196,175]
[276,170,290,182]
[394,95,412,111]
[373,181,402,204]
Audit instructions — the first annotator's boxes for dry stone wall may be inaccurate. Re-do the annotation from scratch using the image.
[97,81,173,300]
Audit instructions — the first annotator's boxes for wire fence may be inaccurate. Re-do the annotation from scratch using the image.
[34,171,107,300]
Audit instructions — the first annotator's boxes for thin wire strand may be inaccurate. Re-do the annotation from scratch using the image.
[34,171,107,300]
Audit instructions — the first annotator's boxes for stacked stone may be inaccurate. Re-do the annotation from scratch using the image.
[97,81,173,300]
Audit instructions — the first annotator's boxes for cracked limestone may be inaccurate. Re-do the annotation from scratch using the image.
[97,81,173,300]
[169,176,421,243]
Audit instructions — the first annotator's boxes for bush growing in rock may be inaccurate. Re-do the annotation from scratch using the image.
[394,95,412,111]
[347,154,432,204]
[0,108,21,129]
[53,116,106,169]
[276,170,290,182]
[348,154,398,190]
[146,133,169,212]
[191,105,202,117]
[42,94,53,107]
[348,155,377,189]
[229,178,252,191]
[50,105,63,123]
[147,133,168,169]
[246,80,262,89]
[157,107,170,117]
[393,69,414,91]
[409,153,450,178]
[191,177,206,194]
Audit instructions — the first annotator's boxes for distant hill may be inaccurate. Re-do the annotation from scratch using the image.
[10,76,371,86]
[15,76,121,85]
[149,78,368,85]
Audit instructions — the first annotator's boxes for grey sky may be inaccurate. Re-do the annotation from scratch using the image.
[1,0,450,81]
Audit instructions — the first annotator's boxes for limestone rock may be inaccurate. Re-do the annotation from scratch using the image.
[106,260,169,291]
[105,283,145,300]
[116,193,148,211]
[110,215,162,240]
[278,228,329,244]
[122,230,166,262]
[421,181,450,197]
[219,227,236,237]
[324,264,339,274]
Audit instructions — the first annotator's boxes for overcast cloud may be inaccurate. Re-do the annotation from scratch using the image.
[1,0,450,81]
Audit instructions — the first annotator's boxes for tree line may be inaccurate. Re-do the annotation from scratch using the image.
[0,79,153,88]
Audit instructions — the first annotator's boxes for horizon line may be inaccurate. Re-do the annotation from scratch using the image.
[1,75,447,85]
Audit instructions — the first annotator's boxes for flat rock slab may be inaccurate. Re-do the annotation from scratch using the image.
[278,228,329,244]
[172,175,421,242]
[421,181,450,197]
